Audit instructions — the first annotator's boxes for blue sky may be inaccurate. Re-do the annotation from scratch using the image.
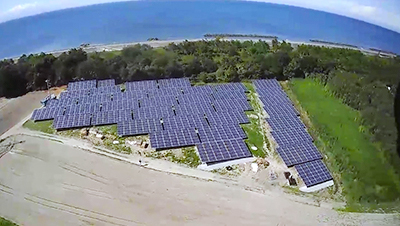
[0,0,399,33]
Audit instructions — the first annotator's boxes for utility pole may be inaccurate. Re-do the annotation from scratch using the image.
[45,79,50,96]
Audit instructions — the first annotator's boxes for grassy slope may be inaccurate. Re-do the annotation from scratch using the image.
[0,217,18,226]
[288,78,400,212]
[241,82,266,157]
[93,50,122,59]
[23,120,55,134]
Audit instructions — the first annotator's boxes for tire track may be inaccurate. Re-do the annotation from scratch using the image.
[24,197,129,226]
[59,166,109,185]
[26,194,142,225]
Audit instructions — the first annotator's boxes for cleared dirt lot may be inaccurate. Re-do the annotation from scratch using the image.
[0,135,399,226]
[0,92,47,136]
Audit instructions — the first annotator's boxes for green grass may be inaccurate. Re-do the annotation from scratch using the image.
[145,147,201,168]
[103,139,132,154]
[0,217,18,226]
[241,82,267,157]
[242,81,255,93]
[241,113,265,157]
[181,147,201,168]
[94,50,121,59]
[288,78,400,212]
[96,125,118,136]
[23,120,55,134]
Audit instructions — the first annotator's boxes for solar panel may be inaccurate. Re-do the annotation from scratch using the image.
[295,160,333,187]
[263,104,299,117]
[68,80,96,91]
[188,85,213,94]
[267,116,305,131]
[196,139,252,163]
[197,124,247,143]
[45,99,59,108]
[255,79,331,181]
[277,142,322,167]
[214,99,252,111]
[97,79,116,87]
[30,78,258,164]
[117,118,163,136]
[53,113,92,130]
[206,110,250,125]
[150,127,197,149]
[31,108,57,121]
[92,111,119,126]
[213,83,247,93]
[259,95,293,107]
[126,80,157,91]
[272,128,313,146]
[163,115,208,131]
[157,78,191,88]
[253,79,280,90]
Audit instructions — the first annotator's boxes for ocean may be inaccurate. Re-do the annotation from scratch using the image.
[0,0,399,59]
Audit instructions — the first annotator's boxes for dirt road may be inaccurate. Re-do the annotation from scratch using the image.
[0,92,47,136]
[0,135,398,226]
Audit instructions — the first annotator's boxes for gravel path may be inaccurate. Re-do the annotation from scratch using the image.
[0,135,399,226]
[0,92,47,136]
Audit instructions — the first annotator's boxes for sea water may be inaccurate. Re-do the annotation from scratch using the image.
[0,0,399,58]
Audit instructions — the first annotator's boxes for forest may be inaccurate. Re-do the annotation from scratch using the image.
[1,39,400,185]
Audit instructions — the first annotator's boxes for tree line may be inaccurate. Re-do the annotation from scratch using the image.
[1,39,400,172]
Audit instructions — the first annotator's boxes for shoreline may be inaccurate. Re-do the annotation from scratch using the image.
[11,37,396,60]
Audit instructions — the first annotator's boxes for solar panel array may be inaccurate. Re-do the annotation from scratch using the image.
[254,79,332,187]
[196,139,252,163]
[31,78,253,164]
[295,160,333,187]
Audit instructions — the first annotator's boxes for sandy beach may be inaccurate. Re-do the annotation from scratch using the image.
[9,37,394,61]
[38,37,392,59]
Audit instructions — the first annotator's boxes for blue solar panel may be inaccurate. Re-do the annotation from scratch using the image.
[213,83,247,93]
[45,99,60,108]
[97,79,116,87]
[126,80,157,91]
[264,104,299,117]
[53,113,92,130]
[196,139,252,163]
[295,160,333,187]
[188,85,213,94]
[150,127,197,149]
[267,116,304,131]
[253,79,280,90]
[214,99,252,111]
[68,80,96,91]
[255,79,332,186]
[94,86,121,94]
[197,124,247,143]
[277,142,322,167]
[163,115,208,131]
[117,119,163,136]
[157,78,191,88]
[31,108,58,121]
[92,111,119,126]
[212,90,248,100]
[30,78,256,164]
[272,128,313,146]
[259,95,293,107]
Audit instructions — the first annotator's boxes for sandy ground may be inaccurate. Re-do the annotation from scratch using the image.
[0,93,399,225]
[0,92,47,136]
[0,134,399,226]
[46,39,204,58]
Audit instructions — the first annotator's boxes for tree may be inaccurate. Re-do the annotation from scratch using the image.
[77,55,108,80]
[53,49,87,85]
[0,60,27,97]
